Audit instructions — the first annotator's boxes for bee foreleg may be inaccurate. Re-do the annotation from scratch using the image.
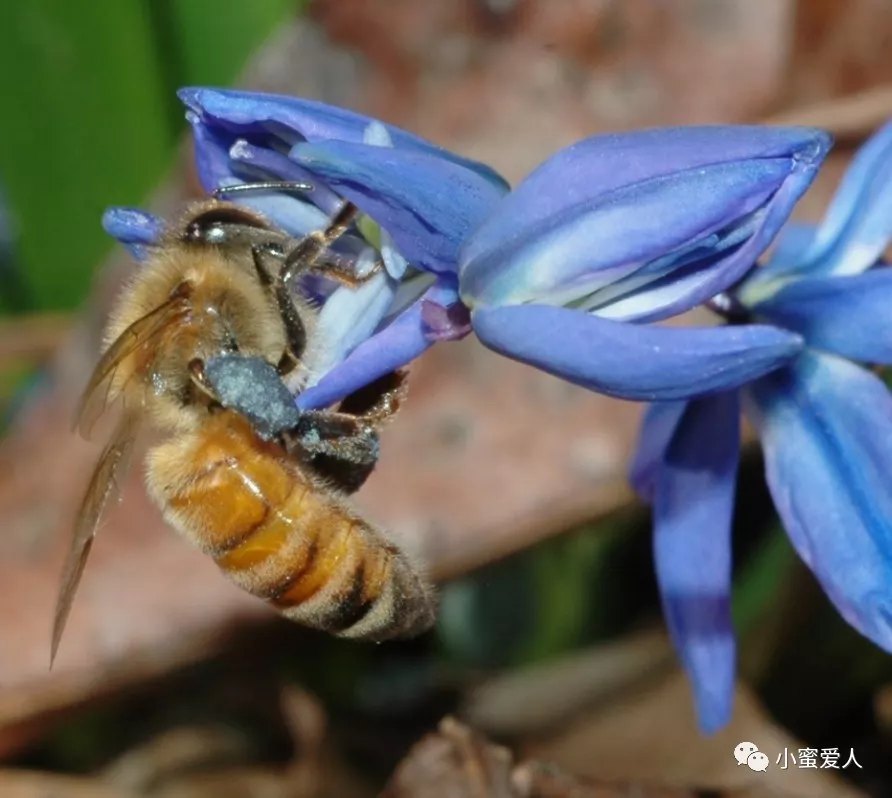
[281,202,384,289]
[251,243,308,371]
[319,200,360,246]
[309,253,385,288]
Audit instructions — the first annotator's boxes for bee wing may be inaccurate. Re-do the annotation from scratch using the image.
[74,293,191,439]
[51,411,140,667]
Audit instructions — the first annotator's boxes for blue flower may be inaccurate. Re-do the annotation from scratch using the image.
[285,123,830,403]
[630,120,892,733]
[104,88,508,408]
[107,92,830,409]
[458,126,830,400]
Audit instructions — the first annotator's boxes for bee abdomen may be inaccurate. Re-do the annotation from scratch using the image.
[147,419,294,555]
[269,512,436,641]
[332,549,437,641]
[146,414,436,641]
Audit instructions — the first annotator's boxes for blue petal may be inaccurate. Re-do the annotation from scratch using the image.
[789,120,892,277]
[178,87,509,191]
[461,139,827,320]
[463,126,829,263]
[471,304,804,400]
[186,113,330,238]
[460,127,830,304]
[185,111,242,192]
[752,269,892,364]
[745,352,892,653]
[460,161,783,307]
[746,120,892,290]
[229,138,344,217]
[305,257,399,384]
[653,392,740,733]
[292,140,506,276]
[297,279,460,409]
[102,207,164,261]
[581,213,761,322]
[629,400,690,502]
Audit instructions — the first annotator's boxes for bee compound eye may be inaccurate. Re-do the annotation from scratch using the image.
[184,220,226,244]
[183,206,270,245]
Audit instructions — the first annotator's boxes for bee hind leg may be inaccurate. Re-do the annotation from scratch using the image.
[337,369,409,427]
[286,412,380,494]
[284,370,409,494]
[287,368,410,467]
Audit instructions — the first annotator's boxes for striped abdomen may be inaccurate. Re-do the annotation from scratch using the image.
[145,411,435,640]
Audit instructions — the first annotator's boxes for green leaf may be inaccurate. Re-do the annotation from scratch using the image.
[0,0,175,310]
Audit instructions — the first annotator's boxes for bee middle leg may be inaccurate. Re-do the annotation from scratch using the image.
[187,358,222,409]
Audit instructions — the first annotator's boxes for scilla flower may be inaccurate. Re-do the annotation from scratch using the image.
[630,120,892,733]
[457,126,830,399]
[106,90,829,408]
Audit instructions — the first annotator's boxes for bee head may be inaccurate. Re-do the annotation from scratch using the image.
[180,204,279,251]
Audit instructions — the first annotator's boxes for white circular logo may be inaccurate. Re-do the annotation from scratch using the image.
[734,741,759,766]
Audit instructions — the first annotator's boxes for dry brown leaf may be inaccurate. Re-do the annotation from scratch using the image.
[104,748,370,798]
[381,716,519,798]
[5,763,370,798]
[524,669,863,798]
[873,681,892,734]
[513,760,703,798]
[460,629,675,737]
[382,716,796,798]
[461,637,864,797]
[97,684,371,798]
[0,770,129,798]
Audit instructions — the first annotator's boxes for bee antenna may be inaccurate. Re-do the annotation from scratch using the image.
[213,181,314,199]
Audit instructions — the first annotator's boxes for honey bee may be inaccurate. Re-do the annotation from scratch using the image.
[52,185,436,665]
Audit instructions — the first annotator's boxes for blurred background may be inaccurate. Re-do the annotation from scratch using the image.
[1,1,892,796]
